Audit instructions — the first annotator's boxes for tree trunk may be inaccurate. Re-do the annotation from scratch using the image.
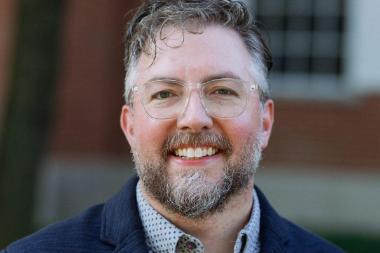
[0,0,63,247]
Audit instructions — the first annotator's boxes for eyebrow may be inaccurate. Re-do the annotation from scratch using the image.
[200,72,242,83]
[145,71,243,84]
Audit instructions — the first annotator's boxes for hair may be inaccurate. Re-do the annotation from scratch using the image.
[123,0,272,104]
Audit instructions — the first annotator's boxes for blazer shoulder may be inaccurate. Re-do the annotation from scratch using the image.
[4,204,113,253]
[283,218,346,253]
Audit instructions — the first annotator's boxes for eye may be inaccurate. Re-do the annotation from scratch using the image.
[211,87,239,97]
[152,90,176,100]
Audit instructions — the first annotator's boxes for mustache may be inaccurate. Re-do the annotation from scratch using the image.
[163,132,233,157]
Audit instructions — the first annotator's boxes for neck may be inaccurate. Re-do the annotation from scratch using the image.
[141,181,254,253]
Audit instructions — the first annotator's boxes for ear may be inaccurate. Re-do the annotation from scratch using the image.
[260,99,274,149]
[120,105,135,147]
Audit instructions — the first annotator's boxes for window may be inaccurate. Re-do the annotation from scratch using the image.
[246,0,346,97]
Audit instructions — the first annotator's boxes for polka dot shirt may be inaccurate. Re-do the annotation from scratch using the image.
[136,181,261,253]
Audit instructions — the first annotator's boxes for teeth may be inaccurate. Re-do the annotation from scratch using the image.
[188,148,195,157]
[194,148,202,158]
[207,147,213,156]
[174,147,217,158]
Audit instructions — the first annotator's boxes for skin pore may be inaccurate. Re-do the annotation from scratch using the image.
[121,25,274,253]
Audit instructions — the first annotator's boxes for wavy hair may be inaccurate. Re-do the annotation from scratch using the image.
[123,0,272,104]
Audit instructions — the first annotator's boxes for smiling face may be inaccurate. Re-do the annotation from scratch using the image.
[121,25,274,218]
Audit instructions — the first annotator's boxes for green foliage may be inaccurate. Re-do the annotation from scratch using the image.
[323,233,380,253]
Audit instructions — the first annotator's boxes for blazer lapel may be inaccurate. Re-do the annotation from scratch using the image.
[100,175,149,253]
[255,186,289,253]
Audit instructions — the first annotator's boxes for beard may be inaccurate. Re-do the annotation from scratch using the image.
[133,131,263,219]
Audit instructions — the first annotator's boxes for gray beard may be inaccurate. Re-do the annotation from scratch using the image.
[133,132,263,219]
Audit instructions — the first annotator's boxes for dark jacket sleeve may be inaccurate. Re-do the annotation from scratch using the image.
[0,204,114,253]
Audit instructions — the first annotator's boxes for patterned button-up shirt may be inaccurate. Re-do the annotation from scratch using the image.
[136,181,261,253]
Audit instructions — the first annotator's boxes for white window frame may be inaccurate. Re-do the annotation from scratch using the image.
[241,0,380,100]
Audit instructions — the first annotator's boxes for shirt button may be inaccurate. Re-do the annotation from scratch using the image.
[186,241,197,250]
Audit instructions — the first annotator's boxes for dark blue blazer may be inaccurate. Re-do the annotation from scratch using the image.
[1,176,345,253]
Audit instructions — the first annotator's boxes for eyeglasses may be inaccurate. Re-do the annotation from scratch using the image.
[130,78,260,119]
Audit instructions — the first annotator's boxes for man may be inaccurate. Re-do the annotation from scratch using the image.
[2,0,345,252]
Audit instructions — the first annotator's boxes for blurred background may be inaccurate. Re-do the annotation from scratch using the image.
[0,0,379,252]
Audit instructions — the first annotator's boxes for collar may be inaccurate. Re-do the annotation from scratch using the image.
[99,175,289,253]
[234,189,261,253]
[136,179,261,253]
[136,180,186,252]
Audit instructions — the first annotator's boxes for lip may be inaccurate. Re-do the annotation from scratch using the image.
[171,144,219,149]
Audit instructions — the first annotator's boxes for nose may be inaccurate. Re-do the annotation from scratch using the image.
[177,91,213,132]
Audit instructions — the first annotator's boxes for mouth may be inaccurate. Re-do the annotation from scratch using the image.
[172,146,219,160]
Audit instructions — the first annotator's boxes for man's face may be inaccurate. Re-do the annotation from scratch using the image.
[121,25,274,218]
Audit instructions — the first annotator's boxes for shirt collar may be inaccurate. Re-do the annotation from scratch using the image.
[136,180,261,253]
[234,189,261,253]
[136,181,185,252]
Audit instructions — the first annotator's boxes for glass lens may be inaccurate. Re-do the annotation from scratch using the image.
[141,81,185,119]
[202,79,247,118]
[139,79,249,119]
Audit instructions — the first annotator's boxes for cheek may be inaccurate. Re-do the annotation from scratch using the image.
[229,126,256,152]
[225,114,262,146]
[132,107,173,153]
[135,121,164,149]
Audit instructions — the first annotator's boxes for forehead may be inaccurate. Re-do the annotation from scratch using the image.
[134,25,255,84]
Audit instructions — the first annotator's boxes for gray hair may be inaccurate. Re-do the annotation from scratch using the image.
[123,0,272,104]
